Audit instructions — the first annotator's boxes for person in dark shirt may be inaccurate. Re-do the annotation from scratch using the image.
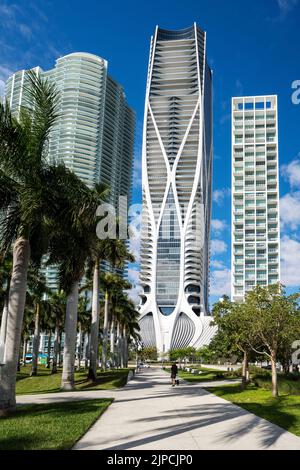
[171,362,178,387]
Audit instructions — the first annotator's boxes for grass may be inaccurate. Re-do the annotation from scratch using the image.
[16,365,131,395]
[252,373,300,395]
[206,383,300,437]
[168,366,238,383]
[0,399,112,450]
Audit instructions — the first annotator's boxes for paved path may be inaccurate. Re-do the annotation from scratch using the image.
[17,368,300,450]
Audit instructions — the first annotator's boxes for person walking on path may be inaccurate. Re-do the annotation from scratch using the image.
[171,362,178,387]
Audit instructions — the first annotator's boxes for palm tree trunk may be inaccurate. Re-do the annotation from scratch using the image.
[58,331,63,368]
[30,304,40,376]
[123,325,128,368]
[61,281,79,390]
[110,316,115,367]
[120,325,125,368]
[88,261,100,381]
[101,290,109,371]
[116,321,121,368]
[0,237,30,414]
[22,337,28,365]
[46,330,51,368]
[77,324,82,370]
[85,332,90,369]
[0,296,9,365]
[52,324,59,374]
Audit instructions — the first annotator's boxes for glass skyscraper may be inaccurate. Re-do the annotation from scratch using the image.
[139,24,215,354]
[6,52,135,288]
[231,95,280,302]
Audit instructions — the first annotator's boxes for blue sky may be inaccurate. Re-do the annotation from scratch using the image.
[0,0,300,306]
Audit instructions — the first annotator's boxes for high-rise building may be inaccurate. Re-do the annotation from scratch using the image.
[139,24,216,355]
[231,95,280,302]
[6,53,135,289]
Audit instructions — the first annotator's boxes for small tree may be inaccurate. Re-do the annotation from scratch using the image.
[140,347,157,362]
[195,346,215,364]
[244,284,300,397]
[212,296,254,388]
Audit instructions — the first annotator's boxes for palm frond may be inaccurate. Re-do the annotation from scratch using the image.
[20,70,60,169]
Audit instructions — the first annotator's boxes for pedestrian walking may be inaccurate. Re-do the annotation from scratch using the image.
[171,362,178,387]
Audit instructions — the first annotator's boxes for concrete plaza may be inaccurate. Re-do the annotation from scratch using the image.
[16,368,300,450]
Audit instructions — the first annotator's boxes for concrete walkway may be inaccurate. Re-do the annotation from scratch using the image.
[17,368,300,450]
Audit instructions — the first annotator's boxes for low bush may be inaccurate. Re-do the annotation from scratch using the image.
[252,372,300,395]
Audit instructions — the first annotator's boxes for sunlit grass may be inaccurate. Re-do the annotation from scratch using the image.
[0,399,112,450]
[16,365,131,395]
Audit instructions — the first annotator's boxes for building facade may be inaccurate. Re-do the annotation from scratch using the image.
[139,24,215,355]
[6,52,135,289]
[231,95,280,302]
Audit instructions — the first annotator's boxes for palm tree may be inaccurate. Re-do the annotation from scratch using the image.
[0,252,12,365]
[114,294,140,368]
[25,270,51,376]
[0,72,94,413]
[84,237,134,380]
[100,262,134,372]
[48,291,66,374]
[77,295,91,369]
[48,183,107,390]
[109,281,131,367]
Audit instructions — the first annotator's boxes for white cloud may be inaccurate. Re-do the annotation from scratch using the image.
[133,155,142,189]
[280,192,300,230]
[277,0,298,16]
[211,219,228,234]
[281,154,300,188]
[0,65,14,102]
[210,268,231,296]
[281,235,300,286]
[211,239,227,255]
[269,0,299,21]
[210,259,226,269]
[19,23,32,40]
[126,267,142,305]
[127,267,140,284]
[128,208,141,263]
[213,188,231,206]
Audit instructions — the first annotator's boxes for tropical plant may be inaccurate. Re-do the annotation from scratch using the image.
[0,71,97,412]
[100,270,132,371]
[47,290,66,374]
[47,182,107,389]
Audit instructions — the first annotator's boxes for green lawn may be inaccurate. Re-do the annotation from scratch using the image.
[174,367,237,383]
[0,399,112,450]
[206,383,300,437]
[16,366,131,395]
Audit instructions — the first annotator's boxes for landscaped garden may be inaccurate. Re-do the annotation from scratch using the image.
[16,365,132,395]
[165,366,238,383]
[0,399,113,450]
[206,383,300,438]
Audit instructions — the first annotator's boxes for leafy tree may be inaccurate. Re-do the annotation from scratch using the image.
[212,297,254,387]
[169,347,196,363]
[244,284,300,397]
[141,347,157,362]
[195,346,216,364]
